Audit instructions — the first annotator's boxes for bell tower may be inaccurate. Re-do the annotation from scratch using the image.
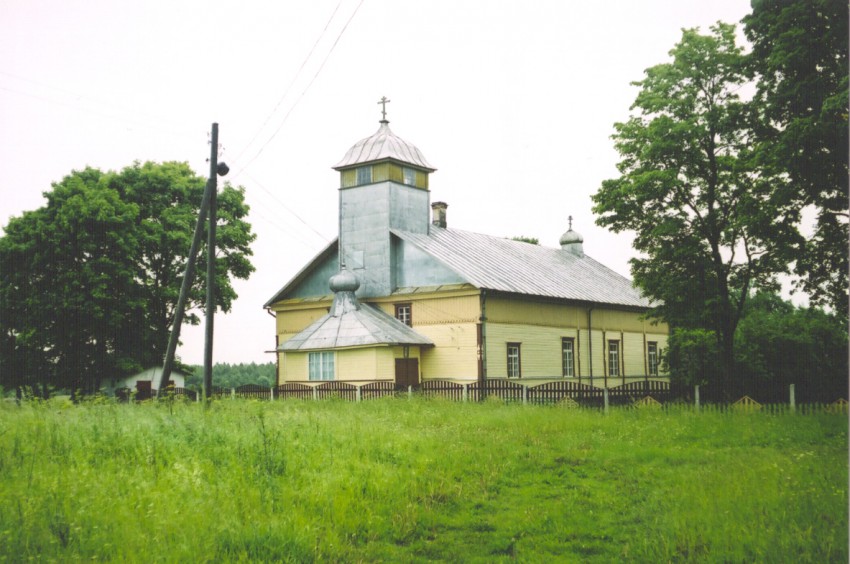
[332,99,436,298]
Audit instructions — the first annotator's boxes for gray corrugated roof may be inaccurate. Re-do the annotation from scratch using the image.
[333,121,435,171]
[279,278,434,351]
[391,226,651,308]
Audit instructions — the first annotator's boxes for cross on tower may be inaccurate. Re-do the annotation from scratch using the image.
[378,96,391,121]
[568,215,573,230]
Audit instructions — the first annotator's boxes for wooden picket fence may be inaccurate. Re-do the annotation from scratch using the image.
[139,377,846,413]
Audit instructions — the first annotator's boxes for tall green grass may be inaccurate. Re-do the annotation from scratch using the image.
[0,397,846,562]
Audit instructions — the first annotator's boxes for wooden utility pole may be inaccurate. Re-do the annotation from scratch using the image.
[203,123,220,401]
[158,123,226,397]
[157,180,212,393]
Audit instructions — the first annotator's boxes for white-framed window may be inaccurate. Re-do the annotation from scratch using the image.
[647,341,659,376]
[308,351,335,381]
[562,337,575,377]
[403,166,417,186]
[608,340,620,377]
[356,165,372,185]
[507,342,521,378]
[395,303,412,326]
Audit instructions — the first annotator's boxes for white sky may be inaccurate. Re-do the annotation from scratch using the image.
[1,0,754,365]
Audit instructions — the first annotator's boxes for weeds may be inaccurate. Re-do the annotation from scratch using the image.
[0,398,845,562]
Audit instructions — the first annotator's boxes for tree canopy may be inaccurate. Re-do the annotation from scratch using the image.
[592,23,798,388]
[743,0,849,319]
[0,162,255,394]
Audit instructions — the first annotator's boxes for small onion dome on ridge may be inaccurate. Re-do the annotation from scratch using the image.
[559,227,584,257]
[333,121,435,172]
[559,229,583,246]
[329,268,360,293]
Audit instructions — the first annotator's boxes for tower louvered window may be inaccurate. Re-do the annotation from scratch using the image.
[356,165,372,185]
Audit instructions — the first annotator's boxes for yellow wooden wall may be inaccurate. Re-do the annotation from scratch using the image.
[486,324,571,377]
[278,346,421,383]
[278,349,307,383]
[337,348,377,381]
[271,290,668,384]
[487,325,667,379]
[274,300,331,337]
[371,289,481,380]
[371,290,480,324]
[418,323,479,380]
[484,296,668,379]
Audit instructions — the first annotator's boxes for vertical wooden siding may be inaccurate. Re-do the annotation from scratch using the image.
[337,348,378,381]
[418,323,479,379]
[485,324,667,379]
[373,293,480,324]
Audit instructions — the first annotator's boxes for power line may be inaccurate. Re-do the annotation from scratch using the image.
[250,207,326,251]
[241,171,333,244]
[0,71,199,140]
[232,0,346,165]
[233,0,366,177]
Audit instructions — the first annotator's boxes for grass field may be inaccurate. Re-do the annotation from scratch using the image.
[0,396,846,562]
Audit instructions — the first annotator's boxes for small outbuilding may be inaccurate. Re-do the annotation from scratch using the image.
[105,367,186,397]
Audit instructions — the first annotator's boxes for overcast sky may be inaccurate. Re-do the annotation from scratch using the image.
[1,0,755,365]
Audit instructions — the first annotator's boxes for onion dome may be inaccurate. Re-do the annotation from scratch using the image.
[329,268,361,293]
[559,229,584,247]
[333,120,435,172]
[328,269,361,317]
[560,216,584,257]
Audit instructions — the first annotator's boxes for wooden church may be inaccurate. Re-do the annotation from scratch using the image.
[265,104,668,390]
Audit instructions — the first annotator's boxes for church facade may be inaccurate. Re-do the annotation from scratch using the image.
[265,111,668,389]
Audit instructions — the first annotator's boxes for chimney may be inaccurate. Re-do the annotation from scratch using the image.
[431,201,448,228]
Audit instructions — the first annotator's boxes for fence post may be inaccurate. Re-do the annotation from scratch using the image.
[522,384,528,405]
[408,385,413,399]
[695,385,700,411]
[356,385,362,403]
[270,386,275,402]
[789,383,796,413]
[603,388,609,414]
[463,383,468,403]
[312,386,318,401]
[231,388,235,400]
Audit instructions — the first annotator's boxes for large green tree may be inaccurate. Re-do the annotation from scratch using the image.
[744,0,849,320]
[592,24,798,390]
[0,162,255,394]
[1,169,141,394]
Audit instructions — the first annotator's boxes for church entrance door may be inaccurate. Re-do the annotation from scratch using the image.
[395,359,420,389]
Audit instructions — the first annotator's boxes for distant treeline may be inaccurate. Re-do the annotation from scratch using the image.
[184,362,276,390]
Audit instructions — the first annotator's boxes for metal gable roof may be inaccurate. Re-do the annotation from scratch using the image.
[391,226,651,308]
[263,239,338,308]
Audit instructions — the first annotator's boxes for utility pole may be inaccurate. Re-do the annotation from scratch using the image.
[158,122,228,397]
[157,181,212,393]
[204,123,221,401]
